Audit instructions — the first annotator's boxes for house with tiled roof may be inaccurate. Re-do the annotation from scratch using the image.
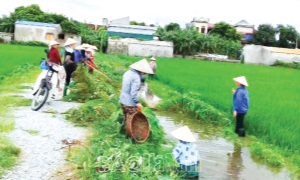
[191,17,214,34]
[191,18,255,44]
[234,20,255,43]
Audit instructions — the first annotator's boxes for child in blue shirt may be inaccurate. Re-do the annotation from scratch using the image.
[171,126,200,178]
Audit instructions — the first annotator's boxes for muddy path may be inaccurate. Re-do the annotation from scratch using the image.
[2,84,86,180]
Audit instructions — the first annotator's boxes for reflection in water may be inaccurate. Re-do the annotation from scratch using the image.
[227,143,243,180]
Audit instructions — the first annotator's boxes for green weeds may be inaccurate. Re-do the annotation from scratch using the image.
[65,58,180,179]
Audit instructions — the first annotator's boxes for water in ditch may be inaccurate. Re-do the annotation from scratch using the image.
[140,83,292,180]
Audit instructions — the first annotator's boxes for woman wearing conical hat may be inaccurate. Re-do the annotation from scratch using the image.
[232,76,249,137]
[63,38,78,96]
[48,40,61,65]
[119,59,153,131]
[171,126,200,178]
[148,57,157,80]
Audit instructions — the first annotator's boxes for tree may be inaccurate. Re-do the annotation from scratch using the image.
[165,22,180,32]
[61,20,80,34]
[0,4,81,34]
[130,21,146,26]
[276,24,298,48]
[253,24,276,46]
[209,22,242,41]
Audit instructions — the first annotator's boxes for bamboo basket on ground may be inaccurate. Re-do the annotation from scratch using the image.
[126,112,150,143]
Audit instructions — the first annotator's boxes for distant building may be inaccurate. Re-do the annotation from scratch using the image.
[107,17,157,40]
[244,44,300,65]
[191,17,214,34]
[86,23,103,31]
[14,20,81,45]
[14,20,62,44]
[191,18,255,44]
[234,20,255,43]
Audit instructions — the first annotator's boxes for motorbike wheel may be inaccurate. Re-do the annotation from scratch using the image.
[31,86,49,111]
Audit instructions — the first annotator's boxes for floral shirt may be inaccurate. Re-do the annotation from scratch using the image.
[172,141,200,166]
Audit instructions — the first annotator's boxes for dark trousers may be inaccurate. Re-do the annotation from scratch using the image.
[235,113,246,137]
[64,63,77,86]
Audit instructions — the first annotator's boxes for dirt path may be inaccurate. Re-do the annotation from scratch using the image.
[2,85,86,180]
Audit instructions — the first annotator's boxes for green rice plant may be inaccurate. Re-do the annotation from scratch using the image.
[151,57,300,155]
[148,80,232,127]
[0,44,45,77]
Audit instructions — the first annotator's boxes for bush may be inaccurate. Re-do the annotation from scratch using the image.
[10,40,48,47]
[272,60,300,69]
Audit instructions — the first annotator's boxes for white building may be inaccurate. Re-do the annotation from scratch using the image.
[243,44,300,65]
[14,20,62,44]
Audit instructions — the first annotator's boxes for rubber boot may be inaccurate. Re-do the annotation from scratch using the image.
[63,84,68,97]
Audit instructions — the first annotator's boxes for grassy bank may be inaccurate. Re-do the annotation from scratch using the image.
[65,57,180,179]
[0,63,40,176]
[0,44,43,176]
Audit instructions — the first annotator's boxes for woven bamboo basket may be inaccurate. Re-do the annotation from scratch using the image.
[126,112,150,143]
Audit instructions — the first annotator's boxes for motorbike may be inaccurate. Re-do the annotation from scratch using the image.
[31,59,66,111]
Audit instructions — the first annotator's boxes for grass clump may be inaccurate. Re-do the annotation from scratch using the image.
[0,137,20,176]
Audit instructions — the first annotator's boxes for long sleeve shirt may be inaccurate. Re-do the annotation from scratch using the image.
[48,47,61,65]
[233,86,249,113]
[172,142,200,166]
[149,61,157,74]
[119,69,141,106]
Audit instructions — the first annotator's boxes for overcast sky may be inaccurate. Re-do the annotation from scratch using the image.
[1,0,300,31]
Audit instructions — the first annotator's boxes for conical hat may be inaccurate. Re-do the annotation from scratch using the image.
[150,57,156,61]
[171,126,196,142]
[49,40,59,46]
[75,45,84,50]
[81,43,91,48]
[64,38,77,46]
[233,76,249,86]
[91,45,98,50]
[85,48,93,52]
[130,59,154,74]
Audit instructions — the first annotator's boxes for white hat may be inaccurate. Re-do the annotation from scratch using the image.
[233,76,249,86]
[130,59,154,74]
[75,45,84,50]
[49,40,59,46]
[64,38,77,46]
[85,48,93,52]
[91,45,98,50]
[171,126,196,143]
[150,57,156,61]
[81,43,91,48]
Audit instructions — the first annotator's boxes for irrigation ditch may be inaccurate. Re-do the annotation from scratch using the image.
[140,83,293,179]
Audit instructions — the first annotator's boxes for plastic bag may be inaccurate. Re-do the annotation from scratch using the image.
[40,59,50,70]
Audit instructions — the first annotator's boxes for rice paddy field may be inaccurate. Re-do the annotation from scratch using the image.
[154,58,300,152]
[0,44,45,76]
